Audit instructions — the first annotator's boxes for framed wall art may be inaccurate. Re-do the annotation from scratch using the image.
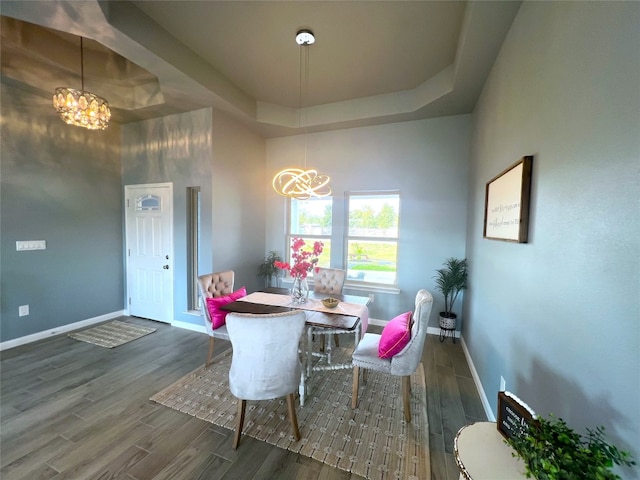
[483,156,533,243]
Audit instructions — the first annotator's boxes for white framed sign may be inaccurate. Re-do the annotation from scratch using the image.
[483,156,533,243]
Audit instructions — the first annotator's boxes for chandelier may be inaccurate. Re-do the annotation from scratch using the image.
[272,29,331,199]
[53,37,111,130]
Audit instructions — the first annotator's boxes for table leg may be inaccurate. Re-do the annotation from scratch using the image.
[299,326,311,407]
[307,325,314,378]
[299,373,306,407]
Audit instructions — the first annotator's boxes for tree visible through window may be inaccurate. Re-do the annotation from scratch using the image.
[288,198,332,269]
[286,193,399,286]
[346,192,399,286]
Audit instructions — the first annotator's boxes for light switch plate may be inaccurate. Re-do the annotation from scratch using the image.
[16,240,46,251]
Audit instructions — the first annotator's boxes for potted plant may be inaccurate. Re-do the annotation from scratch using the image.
[257,250,283,288]
[507,414,635,479]
[433,257,467,341]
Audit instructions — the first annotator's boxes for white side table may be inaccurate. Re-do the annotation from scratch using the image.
[454,422,527,480]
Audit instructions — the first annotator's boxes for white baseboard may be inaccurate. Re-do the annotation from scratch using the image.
[0,310,126,351]
[368,317,386,327]
[460,335,495,421]
[171,319,206,334]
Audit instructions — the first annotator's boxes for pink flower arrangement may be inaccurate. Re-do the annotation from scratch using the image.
[274,237,324,279]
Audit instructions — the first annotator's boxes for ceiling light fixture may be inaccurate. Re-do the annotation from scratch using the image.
[53,37,111,130]
[272,29,331,199]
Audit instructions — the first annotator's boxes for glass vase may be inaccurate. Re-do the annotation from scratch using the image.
[291,276,309,304]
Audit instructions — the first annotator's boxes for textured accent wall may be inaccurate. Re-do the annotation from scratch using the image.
[121,108,266,327]
[0,82,123,342]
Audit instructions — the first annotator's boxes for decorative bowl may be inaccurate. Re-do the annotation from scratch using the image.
[322,297,340,308]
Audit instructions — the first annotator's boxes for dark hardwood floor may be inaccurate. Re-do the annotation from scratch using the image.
[0,317,486,479]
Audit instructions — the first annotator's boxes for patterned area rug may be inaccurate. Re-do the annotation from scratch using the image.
[68,320,156,348]
[150,346,429,480]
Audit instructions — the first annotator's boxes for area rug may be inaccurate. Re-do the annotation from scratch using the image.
[150,346,429,480]
[68,320,156,348]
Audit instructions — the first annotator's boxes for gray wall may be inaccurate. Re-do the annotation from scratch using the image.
[465,1,640,473]
[121,108,266,328]
[211,110,267,287]
[265,115,471,322]
[0,82,123,342]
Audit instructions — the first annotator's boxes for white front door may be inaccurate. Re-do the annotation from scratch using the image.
[125,183,173,323]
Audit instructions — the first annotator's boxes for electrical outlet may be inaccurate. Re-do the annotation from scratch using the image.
[19,305,29,317]
[500,376,506,392]
[368,294,375,303]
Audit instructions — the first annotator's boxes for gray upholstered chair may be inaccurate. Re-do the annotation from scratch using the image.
[198,270,234,367]
[313,268,346,296]
[225,310,306,449]
[312,267,347,352]
[351,289,433,422]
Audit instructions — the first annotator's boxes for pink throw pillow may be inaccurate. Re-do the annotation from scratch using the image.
[378,311,412,359]
[206,286,247,329]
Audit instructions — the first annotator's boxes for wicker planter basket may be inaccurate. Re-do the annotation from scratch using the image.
[439,312,457,343]
[439,313,457,330]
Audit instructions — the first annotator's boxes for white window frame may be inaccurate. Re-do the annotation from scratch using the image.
[284,198,333,279]
[344,191,400,289]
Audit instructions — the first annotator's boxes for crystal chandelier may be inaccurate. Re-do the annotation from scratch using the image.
[53,37,111,130]
[272,30,331,199]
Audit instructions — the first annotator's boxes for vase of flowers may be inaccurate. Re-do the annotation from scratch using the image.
[290,276,310,304]
[274,238,324,305]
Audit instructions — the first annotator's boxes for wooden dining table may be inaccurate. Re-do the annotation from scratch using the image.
[220,287,370,405]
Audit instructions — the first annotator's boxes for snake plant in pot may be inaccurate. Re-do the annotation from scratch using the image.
[433,257,467,336]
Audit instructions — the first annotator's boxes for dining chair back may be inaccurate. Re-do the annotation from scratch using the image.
[198,270,234,367]
[313,268,346,295]
[226,310,306,448]
[312,267,348,352]
[351,289,433,422]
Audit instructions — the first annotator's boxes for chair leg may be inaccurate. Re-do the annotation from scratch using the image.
[320,334,326,353]
[402,375,411,422]
[333,333,340,347]
[205,337,215,368]
[233,399,246,449]
[286,393,301,441]
[352,366,360,408]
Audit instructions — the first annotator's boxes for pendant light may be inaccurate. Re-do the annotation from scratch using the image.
[272,29,331,199]
[53,37,111,130]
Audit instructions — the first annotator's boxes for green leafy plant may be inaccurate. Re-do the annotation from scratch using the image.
[257,250,283,287]
[433,257,467,317]
[508,415,635,480]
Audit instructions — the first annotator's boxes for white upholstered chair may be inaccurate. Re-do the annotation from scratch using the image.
[198,270,234,367]
[351,289,433,422]
[225,310,306,449]
[312,268,347,352]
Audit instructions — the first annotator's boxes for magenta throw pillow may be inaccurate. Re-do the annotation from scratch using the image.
[205,286,247,329]
[378,311,413,359]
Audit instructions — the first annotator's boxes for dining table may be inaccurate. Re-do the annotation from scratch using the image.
[220,287,371,406]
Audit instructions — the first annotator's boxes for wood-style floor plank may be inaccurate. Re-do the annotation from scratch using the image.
[1,316,485,480]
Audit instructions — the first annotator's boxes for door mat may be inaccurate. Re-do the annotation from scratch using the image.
[68,320,156,348]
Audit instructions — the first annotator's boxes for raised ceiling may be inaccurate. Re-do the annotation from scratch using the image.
[1,0,521,137]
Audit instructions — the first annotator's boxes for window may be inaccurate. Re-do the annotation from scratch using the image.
[285,192,400,288]
[346,192,399,286]
[287,198,332,269]
[187,187,201,310]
